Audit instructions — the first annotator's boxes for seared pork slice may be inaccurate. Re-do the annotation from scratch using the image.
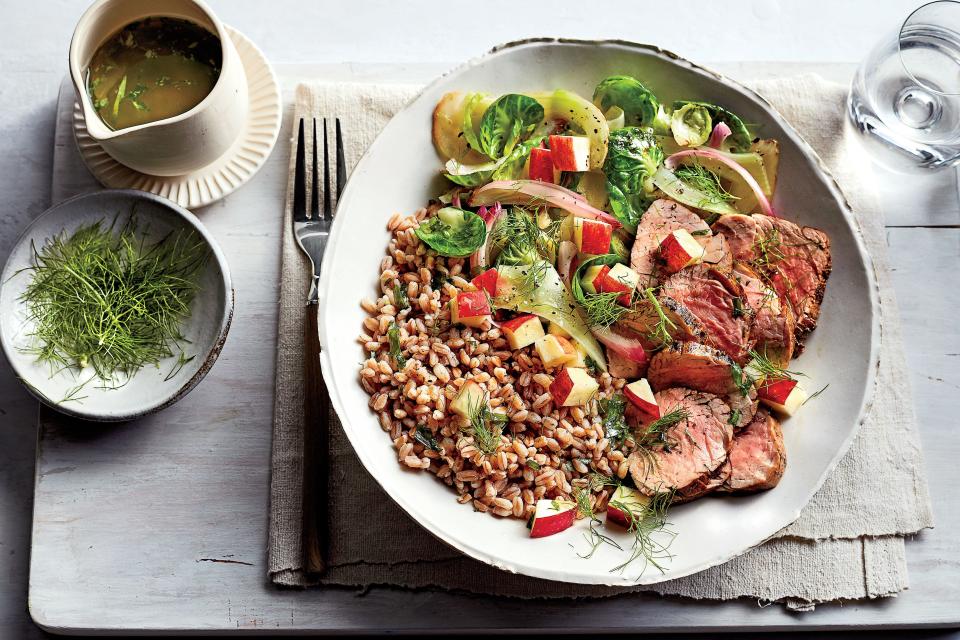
[727,386,759,430]
[660,266,751,363]
[648,342,738,396]
[712,214,831,338]
[675,458,731,503]
[617,295,707,350]
[630,199,709,287]
[721,408,786,493]
[711,213,758,262]
[608,348,644,379]
[733,263,796,359]
[700,233,733,275]
[629,387,732,495]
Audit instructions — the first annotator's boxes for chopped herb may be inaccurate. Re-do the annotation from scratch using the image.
[729,408,741,426]
[803,383,830,405]
[584,355,601,375]
[729,361,754,396]
[732,297,745,318]
[414,426,441,451]
[464,395,505,456]
[599,393,630,447]
[675,162,738,208]
[608,490,676,574]
[525,459,541,470]
[387,322,406,369]
[581,289,630,328]
[747,347,803,382]
[644,287,676,349]
[393,283,409,310]
[636,408,688,450]
[690,229,711,237]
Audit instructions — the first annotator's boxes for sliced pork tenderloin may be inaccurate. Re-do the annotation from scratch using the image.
[659,265,751,363]
[647,342,739,395]
[712,213,831,338]
[628,387,732,496]
[720,408,786,493]
[630,199,709,288]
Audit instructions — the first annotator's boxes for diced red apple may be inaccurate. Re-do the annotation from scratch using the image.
[528,147,559,183]
[500,314,545,350]
[450,290,491,328]
[573,217,613,255]
[529,498,577,538]
[450,380,486,418]
[606,263,641,305]
[547,321,571,339]
[606,485,650,528]
[549,367,599,407]
[535,335,577,369]
[549,135,590,172]
[581,264,611,295]
[623,378,660,419]
[658,229,706,274]
[470,267,498,297]
[757,378,807,417]
[567,341,589,368]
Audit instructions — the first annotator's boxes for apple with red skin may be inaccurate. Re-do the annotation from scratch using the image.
[573,218,613,255]
[451,290,491,328]
[535,334,577,368]
[528,147,559,183]
[471,267,498,297]
[624,378,660,419]
[606,485,650,528]
[500,314,545,350]
[549,366,599,407]
[658,229,706,274]
[757,377,808,416]
[529,498,577,538]
[549,135,590,172]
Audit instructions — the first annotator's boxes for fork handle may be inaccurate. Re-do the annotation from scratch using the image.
[302,300,328,575]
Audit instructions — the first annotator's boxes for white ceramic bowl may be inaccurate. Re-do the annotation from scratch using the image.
[318,40,880,585]
[0,190,233,422]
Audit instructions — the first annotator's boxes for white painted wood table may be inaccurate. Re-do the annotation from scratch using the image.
[23,61,960,635]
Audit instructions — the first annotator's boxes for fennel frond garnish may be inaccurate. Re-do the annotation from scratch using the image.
[17,216,208,395]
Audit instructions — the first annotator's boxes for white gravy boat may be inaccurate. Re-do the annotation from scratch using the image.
[69,0,248,176]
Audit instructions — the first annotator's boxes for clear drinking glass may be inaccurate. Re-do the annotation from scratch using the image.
[848,1,960,171]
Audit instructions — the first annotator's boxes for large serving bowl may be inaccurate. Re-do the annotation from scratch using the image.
[317,40,880,585]
[0,190,233,422]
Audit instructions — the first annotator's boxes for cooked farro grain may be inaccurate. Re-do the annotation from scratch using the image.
[358,208,635,521]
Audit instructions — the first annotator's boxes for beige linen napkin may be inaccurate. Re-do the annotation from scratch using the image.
[268,75,933,611]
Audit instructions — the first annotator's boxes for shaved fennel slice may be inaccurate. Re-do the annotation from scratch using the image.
[495,261,607,371]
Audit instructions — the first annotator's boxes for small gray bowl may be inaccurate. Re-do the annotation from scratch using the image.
[0,190,233,421]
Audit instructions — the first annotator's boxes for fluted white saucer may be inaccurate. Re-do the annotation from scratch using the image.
[72,26,281,209]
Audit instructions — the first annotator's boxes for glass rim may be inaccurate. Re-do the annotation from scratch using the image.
[898,0,960,96]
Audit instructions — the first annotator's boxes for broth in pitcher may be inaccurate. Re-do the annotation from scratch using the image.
[86,17,222,131]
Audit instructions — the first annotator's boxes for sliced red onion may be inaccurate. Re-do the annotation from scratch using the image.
[469,180,621,228]
[665,149,777,218]
[470,202,503,272]
[591,326,648,365]
[706,122,732,149]
[557,240,578,286]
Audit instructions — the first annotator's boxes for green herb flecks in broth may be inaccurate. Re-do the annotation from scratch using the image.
[85,17,221,130]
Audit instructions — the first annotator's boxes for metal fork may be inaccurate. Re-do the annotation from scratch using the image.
[292,117,345,575]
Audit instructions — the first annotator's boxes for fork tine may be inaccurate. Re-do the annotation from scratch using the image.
[335,118,346,201]
[292,118,307,222]
[310,119,319,220]
[323,118,332,220]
